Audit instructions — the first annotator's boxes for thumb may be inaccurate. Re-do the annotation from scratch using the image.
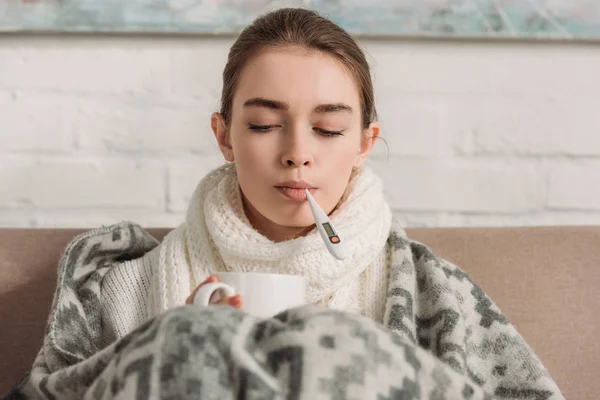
[186,275,219,304]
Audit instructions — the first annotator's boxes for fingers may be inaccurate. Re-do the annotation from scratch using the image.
[185,275,220,305]
[185,275,243,310]
[202,275,220,285]
[214,294,243,309]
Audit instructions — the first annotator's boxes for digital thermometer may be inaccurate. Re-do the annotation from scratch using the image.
[305,189,351,260]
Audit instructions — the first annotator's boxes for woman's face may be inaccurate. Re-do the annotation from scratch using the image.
[212,47,378,241]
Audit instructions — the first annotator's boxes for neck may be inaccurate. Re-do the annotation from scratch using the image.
[241,193,314,242]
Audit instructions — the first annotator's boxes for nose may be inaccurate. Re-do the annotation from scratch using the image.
[280,128,314,168]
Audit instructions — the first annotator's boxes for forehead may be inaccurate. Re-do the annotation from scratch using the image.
[233,47,361,112]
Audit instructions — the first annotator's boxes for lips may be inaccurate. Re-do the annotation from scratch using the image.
[275,181,316,201]
[276,187,312,201]
[275,180,315,189]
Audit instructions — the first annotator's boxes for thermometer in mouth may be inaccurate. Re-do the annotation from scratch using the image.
[305,189,351,260]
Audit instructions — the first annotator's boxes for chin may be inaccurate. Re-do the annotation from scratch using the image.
[242,192,315,229]
[254,200,314,228]
[268,210,316,229]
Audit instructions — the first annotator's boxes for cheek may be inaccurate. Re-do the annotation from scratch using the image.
[230,134,277,197]
[232,134,272,165]
[321,137,360,169]
[318,142,359,209]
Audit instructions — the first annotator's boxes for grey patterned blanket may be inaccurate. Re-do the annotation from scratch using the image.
[5,222,564,399]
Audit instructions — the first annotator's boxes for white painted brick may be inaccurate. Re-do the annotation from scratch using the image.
[365,41,493,93]
[0,209,36,228]
[548,162,600,211]
[75,102,220,154]
[391,211,442,228]
[1,37,600,228]
[440,211,600,227]
[371,93,442,157]
[444,95,600,156]
[0,91,12,103]
[439,213,535,227]
[168,156,228,212]
[170,41,232,98]
[536,212,600,226]
[0,46,170,94]
[367,158,546,213]
[32,210,184,228]
[0,209,183,228]
[0,159,165,209]
[489,44,600,95]
[0,97,73,152]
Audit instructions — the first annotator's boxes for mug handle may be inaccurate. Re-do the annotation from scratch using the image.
[193,282,236,306]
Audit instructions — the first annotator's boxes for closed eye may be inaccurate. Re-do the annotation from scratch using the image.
[314,128,344,137]
[248,124,344,137]
[248,124,275,132]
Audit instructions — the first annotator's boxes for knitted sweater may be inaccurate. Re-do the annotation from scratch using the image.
[101,163,392,341]
[149,164,392,317]
[100,243,388,342]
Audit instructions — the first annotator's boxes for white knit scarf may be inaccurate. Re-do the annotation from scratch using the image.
[148,163,392,317]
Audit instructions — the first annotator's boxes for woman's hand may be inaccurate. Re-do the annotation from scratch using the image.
[185,275,243,309]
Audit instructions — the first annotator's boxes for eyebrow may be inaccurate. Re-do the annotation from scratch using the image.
[314,103,353,114]
[243,97,353,114]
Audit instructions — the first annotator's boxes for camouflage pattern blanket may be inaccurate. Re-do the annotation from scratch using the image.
[5,222,564,399]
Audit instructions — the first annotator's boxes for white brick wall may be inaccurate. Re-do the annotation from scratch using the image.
[1,35,599,228]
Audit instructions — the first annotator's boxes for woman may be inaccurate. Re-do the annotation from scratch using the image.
[10,8,564,400]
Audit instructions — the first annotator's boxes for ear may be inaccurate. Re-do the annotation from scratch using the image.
[354,121,380,169]
[211,112,234,162]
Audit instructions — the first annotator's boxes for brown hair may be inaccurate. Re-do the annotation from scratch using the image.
[219,7,377,130]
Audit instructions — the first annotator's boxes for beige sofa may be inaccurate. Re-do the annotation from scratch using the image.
[1,226,599,398]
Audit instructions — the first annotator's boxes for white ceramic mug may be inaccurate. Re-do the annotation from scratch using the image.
[193,272,307,318]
